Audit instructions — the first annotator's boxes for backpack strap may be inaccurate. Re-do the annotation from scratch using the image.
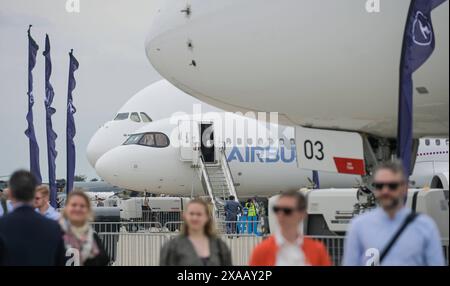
[379,212,419,264]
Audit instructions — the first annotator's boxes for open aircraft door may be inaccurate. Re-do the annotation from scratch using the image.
[178,120,200,163]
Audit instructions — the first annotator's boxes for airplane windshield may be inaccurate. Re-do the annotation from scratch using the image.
[123,134,142,145]
[114,113,129,121]
[140,112,152,122]
[124,132,170,147]
[130,112,141,122]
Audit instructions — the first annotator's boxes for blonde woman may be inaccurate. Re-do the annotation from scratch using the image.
[60,190,110,266]
[160,198,232,266]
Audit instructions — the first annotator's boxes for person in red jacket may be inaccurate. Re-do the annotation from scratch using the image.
[249,190,331,266]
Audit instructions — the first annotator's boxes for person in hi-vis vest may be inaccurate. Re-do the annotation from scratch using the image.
[245,199,258,234]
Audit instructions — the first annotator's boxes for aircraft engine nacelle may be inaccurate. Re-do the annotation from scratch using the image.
[431,172,449,190]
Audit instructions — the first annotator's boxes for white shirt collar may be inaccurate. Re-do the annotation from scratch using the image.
[275,229,304,247]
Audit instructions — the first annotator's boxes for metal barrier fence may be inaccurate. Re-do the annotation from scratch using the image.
[92,220,263,234]
[94,223,449,266]
[98,232,263,266]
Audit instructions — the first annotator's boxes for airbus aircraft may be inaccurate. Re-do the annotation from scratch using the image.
[87,80,219,167]
[88,81,449,197]
[144,0,449,175]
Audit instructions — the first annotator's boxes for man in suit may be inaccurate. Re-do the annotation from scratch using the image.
[225,195,241,234]
[0,170,66,266]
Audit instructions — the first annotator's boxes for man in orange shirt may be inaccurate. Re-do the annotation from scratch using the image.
[249,190,331,266]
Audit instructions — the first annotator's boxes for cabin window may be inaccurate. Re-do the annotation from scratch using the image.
[237,138,242,145]
[279,138,285,145]
[290,138,296,145]
[425,139,430,146]
[114,113,129,121]
[226,138,232,145]
[257,138,264,145]
[247,138,253,145]
[436,139,441,146]
[140,112,152,122]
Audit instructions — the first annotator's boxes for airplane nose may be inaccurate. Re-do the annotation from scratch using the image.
[95,148,122,186]
[86,132,106,168]
[86,122,130,168]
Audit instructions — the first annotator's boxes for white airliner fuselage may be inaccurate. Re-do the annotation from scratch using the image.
[145,0,449,139]
[88,81,449,197]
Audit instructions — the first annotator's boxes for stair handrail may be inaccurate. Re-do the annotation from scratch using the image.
[219,143,239,202]
[198,156,220,216]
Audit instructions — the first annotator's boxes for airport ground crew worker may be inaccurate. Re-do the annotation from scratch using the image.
[245,199,257,234]
[249,190,331,266]
[238,204,248,234]
[343,161,445,266]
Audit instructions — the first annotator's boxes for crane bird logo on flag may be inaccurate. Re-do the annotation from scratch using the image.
[68,100,76,114]
[413,11,433,46]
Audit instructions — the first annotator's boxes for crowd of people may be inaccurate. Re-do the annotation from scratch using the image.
[0,160,446,266]
[0,170,110,266]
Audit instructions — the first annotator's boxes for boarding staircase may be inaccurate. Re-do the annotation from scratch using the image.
[198,145,239,232]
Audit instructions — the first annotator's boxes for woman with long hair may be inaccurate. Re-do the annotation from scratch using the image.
[60,190,110,266]
[160,198,232,266]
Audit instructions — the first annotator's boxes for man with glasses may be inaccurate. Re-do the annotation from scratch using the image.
[343,161,445,266]
[34,185,60,221]
[249,190,331,266]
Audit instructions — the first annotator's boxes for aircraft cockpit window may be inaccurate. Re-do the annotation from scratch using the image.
[155,133,169,147]
[136,132,170,148]
[114,113,129,121]
[140,112,152,122]
[124,134,142,145]
[140,133,155,146]
[130,112,141,122]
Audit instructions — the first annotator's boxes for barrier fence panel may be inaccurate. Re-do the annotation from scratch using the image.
[307,236,345,266]
[95,227,449,266]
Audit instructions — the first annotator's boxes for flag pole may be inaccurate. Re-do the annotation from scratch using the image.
[25,25,42,184]
[66,49,79,194]
[43,34,58,207]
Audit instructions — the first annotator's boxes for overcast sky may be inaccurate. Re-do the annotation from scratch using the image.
[0,0,162,180]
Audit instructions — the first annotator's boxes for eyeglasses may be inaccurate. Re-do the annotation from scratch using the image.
[273,206,298,215]
[372,181,403,191]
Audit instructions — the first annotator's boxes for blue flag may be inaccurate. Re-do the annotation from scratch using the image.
[43,34,58,207]
[25,25,42,184]
[312,170,320,189]
[397,0,446,175]
[66,49,79,194]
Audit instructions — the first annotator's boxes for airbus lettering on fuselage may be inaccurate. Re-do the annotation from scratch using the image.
[227,146,296,163]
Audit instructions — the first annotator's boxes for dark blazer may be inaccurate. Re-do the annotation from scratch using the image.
[160,235,232,266]
[0,205,66,266]
[82,232,110,266]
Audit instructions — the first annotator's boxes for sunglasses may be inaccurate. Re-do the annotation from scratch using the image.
[273,206,298,215]
[372,181,403,191]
